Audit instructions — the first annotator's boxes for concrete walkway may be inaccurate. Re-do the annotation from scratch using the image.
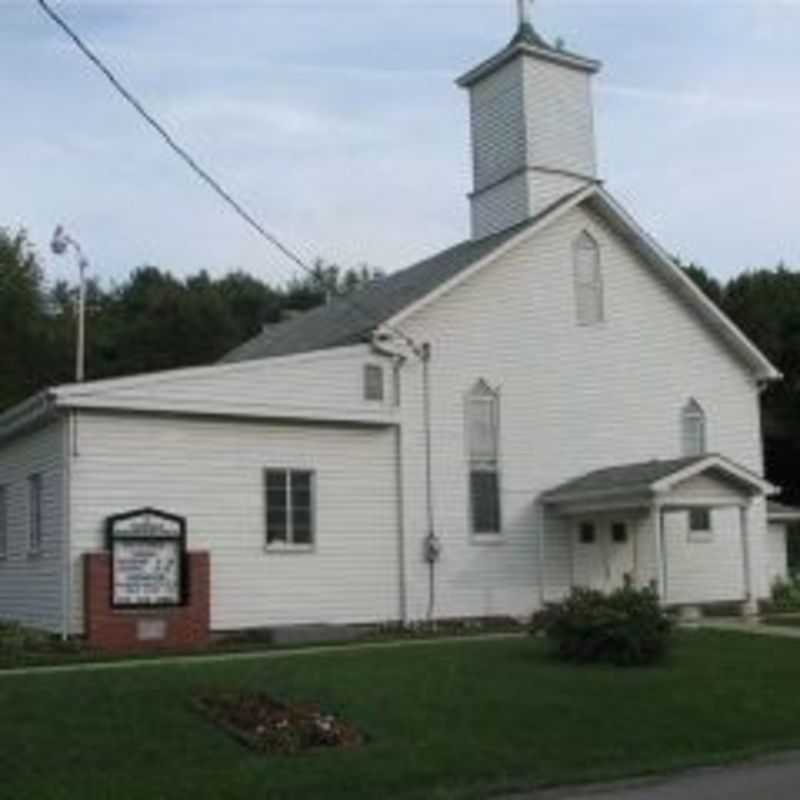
[0,632,525,679]
[693,618,800,638]
[513,751,800,799]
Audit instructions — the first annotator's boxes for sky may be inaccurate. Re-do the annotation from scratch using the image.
[3,0,800,290]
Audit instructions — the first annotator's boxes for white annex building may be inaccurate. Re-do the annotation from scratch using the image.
[1,9,798,637]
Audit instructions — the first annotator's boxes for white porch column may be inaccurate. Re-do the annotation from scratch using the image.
[651,501,666,604]
[740,503,758,617]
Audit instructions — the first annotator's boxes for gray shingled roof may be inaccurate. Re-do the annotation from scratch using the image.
[456,21,601,89]
[542,456,710,501]
[222,190,587,364]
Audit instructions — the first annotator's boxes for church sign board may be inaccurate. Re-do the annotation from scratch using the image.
[106,509,187,609]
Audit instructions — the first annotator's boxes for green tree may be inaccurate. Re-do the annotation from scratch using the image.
[0,228,63,409]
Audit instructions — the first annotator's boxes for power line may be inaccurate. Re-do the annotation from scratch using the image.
[35,0,421,354]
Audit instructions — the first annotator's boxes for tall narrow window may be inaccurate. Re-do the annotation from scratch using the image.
[364,364,384,402]
[681,399,706,457]
[0,486,7,558]
[573,231,603,326]
[466,381,501,535]
[265,469,315,549]
[28,474,43,554]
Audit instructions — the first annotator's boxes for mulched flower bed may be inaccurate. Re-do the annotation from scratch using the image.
[193,691,365,755]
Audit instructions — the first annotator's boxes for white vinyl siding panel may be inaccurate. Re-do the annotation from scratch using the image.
[0,421,66,633]
[469,59,526,191]
[68,412,399,633]
[521,58,597,178]
[661,508,746,604]
[766,522,789,586]
[58,345,397,424]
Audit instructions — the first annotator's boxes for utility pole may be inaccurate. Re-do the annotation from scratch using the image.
[50,226,89,383]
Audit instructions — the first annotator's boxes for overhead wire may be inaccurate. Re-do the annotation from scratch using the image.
[35,0,422,355]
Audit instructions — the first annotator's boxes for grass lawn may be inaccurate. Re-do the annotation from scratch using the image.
[762,614,800,628]
[3,631,800,800]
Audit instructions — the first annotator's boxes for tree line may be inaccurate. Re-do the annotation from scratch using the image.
[0,227,380,411]
[2,225,799,501]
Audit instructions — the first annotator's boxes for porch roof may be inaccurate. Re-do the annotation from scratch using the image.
[768,501,800,522]
[541,454,775,511]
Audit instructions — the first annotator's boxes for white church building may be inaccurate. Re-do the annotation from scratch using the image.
[0,8,796,638]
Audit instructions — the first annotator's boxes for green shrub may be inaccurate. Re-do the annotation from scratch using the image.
[769,578,800,612]
[532,585,672,667]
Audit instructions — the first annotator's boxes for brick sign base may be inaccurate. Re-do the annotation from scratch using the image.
[84,552,210,653]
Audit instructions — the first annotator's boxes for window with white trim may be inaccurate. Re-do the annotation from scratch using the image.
[28,474,43,554]
[466,381,501,535]
[573,231,603,326]
[364,364,384,402]
[689,507,712,534]
[265,469,314,548]
[0,486,7,558]
[579,522,596,544]
[681,399,706,457]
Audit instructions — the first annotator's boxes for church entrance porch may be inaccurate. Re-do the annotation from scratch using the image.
[542,455,775,613]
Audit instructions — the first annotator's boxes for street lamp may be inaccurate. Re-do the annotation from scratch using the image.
[50,225,89,383]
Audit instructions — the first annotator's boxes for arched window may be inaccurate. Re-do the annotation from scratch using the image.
[466,381,501,535]
[681,399,706,457]
[573,231,603,326]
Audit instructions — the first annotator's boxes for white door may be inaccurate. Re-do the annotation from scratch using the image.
[573,519,635,593]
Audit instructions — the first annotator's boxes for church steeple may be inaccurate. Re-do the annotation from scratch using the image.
[457,4,602,239]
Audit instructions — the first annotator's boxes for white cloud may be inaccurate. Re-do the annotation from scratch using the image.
[5,0,799,288]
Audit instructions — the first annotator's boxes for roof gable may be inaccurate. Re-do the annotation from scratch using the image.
[221,188,589,364]
[222,185,778,382]
[542,454,774,506]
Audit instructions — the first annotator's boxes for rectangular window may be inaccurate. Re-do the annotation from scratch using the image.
[579,522,596,544]
[467,384,501,536]
[612,522,628,543]
[689,507,712,538]
[0,486,7,558]
[265,469,314,549]
[364,364,384,402]
[470,470,501,534]
[28,474,43,554]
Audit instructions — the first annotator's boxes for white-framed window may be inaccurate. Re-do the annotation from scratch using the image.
[28,474,43,555]
[466,380,501,536]
[611,522,628,543]
[264,469,315,550]
[364,364,384,402]
[681,398,706,457]
[573,231,603,326]
[579,522,596,544]
[0,485,7,558]
[688,507,713,541]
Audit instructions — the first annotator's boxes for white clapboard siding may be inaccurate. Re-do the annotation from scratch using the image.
[765,522,789,587]
[469,58,526,191]
[58,345,396,424]
[68,412,400,633]
[521,57,596,178]
[0,421,66,633]
[662,508,745,604]
[467,50,597,237]
[394,201,767,619]
[471,173,531,240]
